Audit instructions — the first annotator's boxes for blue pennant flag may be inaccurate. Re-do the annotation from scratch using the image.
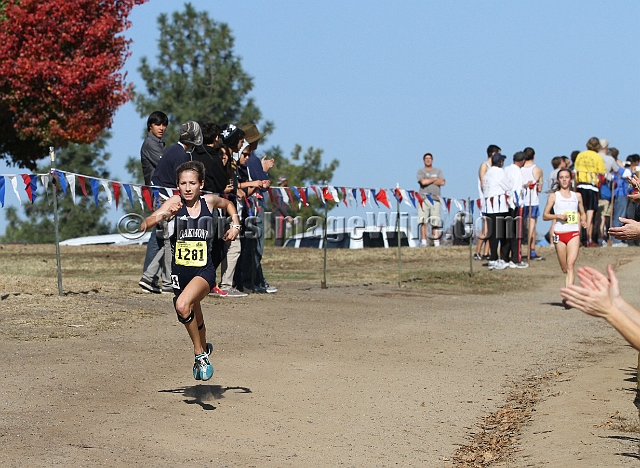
[54,170,67,194]
[89,178,101,207]
[0,176,4,207]
[123,184,134,207]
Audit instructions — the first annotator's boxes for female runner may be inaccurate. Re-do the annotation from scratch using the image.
[140,160,241,380]
[543,168,587,306]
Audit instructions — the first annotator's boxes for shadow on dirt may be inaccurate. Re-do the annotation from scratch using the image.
[159,385,252,411]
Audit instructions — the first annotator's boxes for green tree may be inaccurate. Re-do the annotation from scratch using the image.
[1,135,113,243]
[265,144,340,218]
[133,2,273,143]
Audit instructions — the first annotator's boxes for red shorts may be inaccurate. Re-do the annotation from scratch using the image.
[552,231,580,245]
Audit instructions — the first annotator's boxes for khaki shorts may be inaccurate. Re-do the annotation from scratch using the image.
[418,199,441,226]
[597,198,611,217]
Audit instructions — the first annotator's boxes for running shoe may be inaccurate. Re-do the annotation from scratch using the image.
[209,285,228,297]
[220,286,248,298]
[205,343,213,357]
[193,353,213,381]
[139,277,160,294]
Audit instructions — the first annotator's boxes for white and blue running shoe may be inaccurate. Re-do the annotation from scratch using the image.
[193,353,213,381]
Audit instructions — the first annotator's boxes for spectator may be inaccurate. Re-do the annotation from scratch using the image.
[237,124,276,294]
[416,153,445,247]
[475,144,500,260]
[139,111,168,293]
[214,124,248,297]
[140,111,168,186]
[503,151,528,268]
[521,147,543,260]
[574,137,606,247]
[548,156,566,193]
[482,153,511,270]
[273,175,291,247]
[561,265,640,352]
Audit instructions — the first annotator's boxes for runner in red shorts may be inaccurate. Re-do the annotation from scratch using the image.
[543,168,587,306]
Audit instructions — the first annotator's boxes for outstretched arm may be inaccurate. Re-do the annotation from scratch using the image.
[561,266,640,350]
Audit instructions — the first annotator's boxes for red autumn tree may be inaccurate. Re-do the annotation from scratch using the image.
[0,0,145,169]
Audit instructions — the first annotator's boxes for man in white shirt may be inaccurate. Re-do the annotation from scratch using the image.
[482,153,512,270]
[503,152,528,268]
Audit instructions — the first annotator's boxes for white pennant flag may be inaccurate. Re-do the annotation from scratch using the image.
[453,198,463,212]
[40,174,50,196]
[66,173,76,203]
[329,186,340,203]
[278,187,289,205]
[400,189,413,208]
[164,188,173,199]
[132,185,144,209]
[100,180,113,205]
[347,189,357,206]
[8,175,21,205]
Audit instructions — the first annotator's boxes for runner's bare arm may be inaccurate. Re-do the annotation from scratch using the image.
[576,192,587,228]
[542,193,561,221]
[140,195,182,231]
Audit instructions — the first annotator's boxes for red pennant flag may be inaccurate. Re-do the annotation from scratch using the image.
[112,182,121,209]
[463,199,467,210]
[414,191,423,207]
[267,187,276,209]
[322,186,335,202]
[77,175,88,196]
[359,188,367,206]
[476,199,481,209]
[173,189,180,196]
[375,189,391,209]
[446,198,451,212]
[340,187,348,207]
[299,188,308,207]
[141,186,153,211]
[394,187,403,202]
[21,174,36,202]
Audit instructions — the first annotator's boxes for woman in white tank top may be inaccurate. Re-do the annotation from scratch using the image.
[543,169,587,303]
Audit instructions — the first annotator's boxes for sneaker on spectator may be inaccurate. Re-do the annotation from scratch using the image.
[220,286,248,298]
[209,285,228,297]
[193,353,213,381]
[473,253,482,261]
[493,259,508,270]
[509,261,529,269]
[139,277,161,294]
[487,260,496,270]
[263,282,278,294]
[420,239,427,247]
[612,242,628,248]
[161,285,173,294]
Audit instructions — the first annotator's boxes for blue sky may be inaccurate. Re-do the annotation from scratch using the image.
[2,0,640,236]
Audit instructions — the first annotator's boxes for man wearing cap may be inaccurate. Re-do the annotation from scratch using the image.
[138,121,203,294]
[237,123,276,293]
[273,175,290,247]
[416,153,445,247]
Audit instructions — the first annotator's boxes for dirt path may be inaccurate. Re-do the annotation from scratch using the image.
[1,246,639,466]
